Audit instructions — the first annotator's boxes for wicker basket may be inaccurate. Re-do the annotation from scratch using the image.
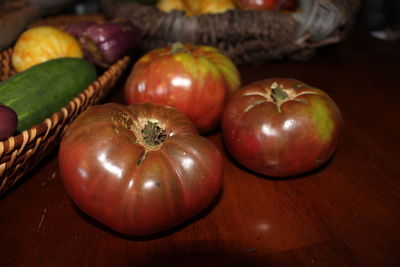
[101,0,360,65]
[0,49,130,196]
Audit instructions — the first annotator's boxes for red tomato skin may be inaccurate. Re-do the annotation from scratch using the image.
[235,0,298,10]
[235,0,279,10]
[222,78,342,177]
[124,43,240,133]
[58,103,223,236]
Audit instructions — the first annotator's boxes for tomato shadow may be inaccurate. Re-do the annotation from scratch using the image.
[200,124,222,138]
[72,187,224,241]
[220,135,338,181]
[260,155,336,181]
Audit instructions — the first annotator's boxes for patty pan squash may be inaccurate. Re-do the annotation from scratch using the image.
[12,26,83,72]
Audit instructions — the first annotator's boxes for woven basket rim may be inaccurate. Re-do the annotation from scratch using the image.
[102,0,361,64]
[103,0,294,17]
[102,0,360,35]
[0,13,132,196]
[0,50,130,163]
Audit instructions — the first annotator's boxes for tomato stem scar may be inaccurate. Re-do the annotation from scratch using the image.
[141,121,167,147]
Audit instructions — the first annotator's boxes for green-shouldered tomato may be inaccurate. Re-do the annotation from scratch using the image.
[124,43,240,133]
[222,78,342,177]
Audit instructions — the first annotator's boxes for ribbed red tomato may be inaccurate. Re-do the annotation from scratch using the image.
[124,43,240,133]
[222,78,342,177]
[58,103,223,236]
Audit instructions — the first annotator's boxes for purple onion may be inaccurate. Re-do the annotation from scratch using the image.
[79,19,142,68]
[0,104,18,141]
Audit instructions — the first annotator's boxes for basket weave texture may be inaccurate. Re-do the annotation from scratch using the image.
[0,49,130,196]
[0,0,40,51]
[101,0,360,65]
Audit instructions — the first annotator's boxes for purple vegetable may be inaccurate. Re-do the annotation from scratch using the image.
[79,19,142,68]
[63,21,97,39]
[0,104,18,141]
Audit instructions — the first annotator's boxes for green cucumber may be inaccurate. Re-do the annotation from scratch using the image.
[0,58,97,132]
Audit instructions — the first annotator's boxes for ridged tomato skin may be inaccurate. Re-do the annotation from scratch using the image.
[124,43,240,133]
[222,78,342,177]
[58,103,223,236]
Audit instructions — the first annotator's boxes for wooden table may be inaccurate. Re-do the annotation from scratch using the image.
[1,29,399,266]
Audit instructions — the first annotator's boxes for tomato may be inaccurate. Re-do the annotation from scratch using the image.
[58,103,223,236]
[235,0,279,10]
[124,43,240,133]
[235,0,298,11]
[222,78,342,177]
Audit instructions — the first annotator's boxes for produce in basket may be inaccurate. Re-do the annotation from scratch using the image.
[64,19,142,68]
[222,78,342,177]
[196,0,236,15]
[0,104,18,141]
[125,0,157,4]
[157,0,190,14]
[157,0,236,16]
[124,42,241,133]
[0,58,97,132]
[101,0,360,65]
[0,44,130,197]
[58,102,223,236]
[63,21,97,38]
[11,26,83,72]
[234,0,298,11]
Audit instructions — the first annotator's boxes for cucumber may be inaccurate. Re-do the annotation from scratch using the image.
[0,58,97,132]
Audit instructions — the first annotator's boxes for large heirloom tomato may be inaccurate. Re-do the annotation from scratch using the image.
[222,78,342,177]
[58,103,223,236]
[124,43,240,133]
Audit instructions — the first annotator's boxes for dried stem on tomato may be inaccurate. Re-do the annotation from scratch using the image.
[137,121,167,166]
[141,121,167,147]
[270,82,288,113]
[271,82,288,103]
[171,42,188,54]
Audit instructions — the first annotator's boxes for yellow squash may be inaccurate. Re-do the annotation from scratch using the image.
[195,0,236,15]
[157,0,236,16]
[12,26,83,72]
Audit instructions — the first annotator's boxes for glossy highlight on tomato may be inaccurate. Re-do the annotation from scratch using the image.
[124,43,241,133]
[222,78,342,177]
[58,103,223,236]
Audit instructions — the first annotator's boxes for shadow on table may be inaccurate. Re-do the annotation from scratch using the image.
[122,241,274,266]
[73,188,223,239]
[70,192,279,266]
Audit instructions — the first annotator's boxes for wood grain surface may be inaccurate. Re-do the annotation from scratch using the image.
[0,29,399,267]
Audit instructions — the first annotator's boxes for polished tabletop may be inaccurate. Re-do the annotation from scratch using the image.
[1,29,399,266]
